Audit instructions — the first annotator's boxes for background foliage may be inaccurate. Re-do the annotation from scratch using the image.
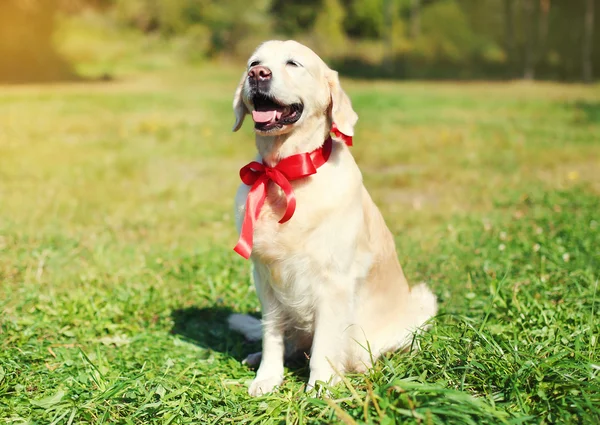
[0,0,598,82]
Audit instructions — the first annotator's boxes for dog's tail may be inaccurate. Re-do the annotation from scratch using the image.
[409,282,438,329]
[385,282,438,353]
[228,313,263,341]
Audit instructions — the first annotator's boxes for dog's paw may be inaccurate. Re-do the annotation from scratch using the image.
[306,371,342,396]
[248,375,283,396]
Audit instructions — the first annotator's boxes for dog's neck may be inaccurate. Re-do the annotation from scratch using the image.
[255,120,330,167]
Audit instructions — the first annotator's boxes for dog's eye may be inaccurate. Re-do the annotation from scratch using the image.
[249,60,260,67]
[286,60,302,67]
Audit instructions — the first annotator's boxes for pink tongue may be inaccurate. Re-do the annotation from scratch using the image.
[252,110,282,124]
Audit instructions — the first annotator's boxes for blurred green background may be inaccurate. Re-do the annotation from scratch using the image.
[0,0,598,83]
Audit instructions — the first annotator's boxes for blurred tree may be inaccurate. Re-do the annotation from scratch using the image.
[0,0,77,82]
[504,0,516,77]
[345,0,385,39]
[110,0,273,57]
[205,0,273,56]
[583,0,595,82]
[270,0,321,36]
[523,0,538,80]
[410,0,421,39]
[313,0,347,56]
[538,0,551,59]
[4,0,598,81]
[383,0,396,73]
[416,1,479,63]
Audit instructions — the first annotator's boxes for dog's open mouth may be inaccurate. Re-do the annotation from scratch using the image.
[251,93,303,131]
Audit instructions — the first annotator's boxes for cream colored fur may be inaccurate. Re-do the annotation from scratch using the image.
[230,40,437,396]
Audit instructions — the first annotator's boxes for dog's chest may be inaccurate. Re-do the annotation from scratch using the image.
[252,177,335,265]
[243,179,337,323]
[234,148,363,314]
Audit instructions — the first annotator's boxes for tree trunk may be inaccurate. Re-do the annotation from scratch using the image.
[583,0,595,83]
[410,0,421,39]
[383,0,396,76]
[538,0,551,67]
[523,0,539,80]
[504,0,515,77]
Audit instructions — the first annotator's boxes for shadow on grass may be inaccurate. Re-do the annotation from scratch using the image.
[170,306,310,378]
[170,306,260,362]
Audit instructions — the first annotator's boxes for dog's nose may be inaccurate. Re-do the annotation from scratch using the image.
[248,65,272,82]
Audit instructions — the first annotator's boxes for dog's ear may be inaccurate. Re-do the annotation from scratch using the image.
[232,72,248,132]
[327,70,358,136]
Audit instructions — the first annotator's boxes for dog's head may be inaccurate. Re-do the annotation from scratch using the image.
[232,40,357,138]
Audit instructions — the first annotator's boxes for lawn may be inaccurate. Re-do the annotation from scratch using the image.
[1,57,599,423]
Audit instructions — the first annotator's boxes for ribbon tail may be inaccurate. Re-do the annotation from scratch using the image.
[233,200,255,259]
[337,132,353,147]
[233,178,267,259]
[233,236,252,260]
[331,123,353,146]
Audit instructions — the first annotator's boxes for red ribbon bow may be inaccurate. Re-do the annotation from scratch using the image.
[234,124,352,259]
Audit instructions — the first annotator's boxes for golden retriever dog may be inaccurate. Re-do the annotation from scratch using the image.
[228,40,437,396]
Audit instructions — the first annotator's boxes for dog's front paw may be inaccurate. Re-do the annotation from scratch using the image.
[248,375,283,396]
[306,369,342,395]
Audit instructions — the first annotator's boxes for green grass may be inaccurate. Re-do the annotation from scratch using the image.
[1,33,600,423]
